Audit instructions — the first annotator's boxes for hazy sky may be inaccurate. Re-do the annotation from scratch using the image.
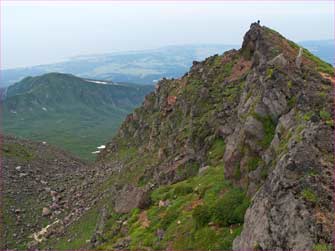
[2,0,333,69]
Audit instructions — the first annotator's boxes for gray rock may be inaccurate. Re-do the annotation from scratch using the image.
[244,116,265,140]
[114,185,150,214]
[268,53,288,68]
[42,207,51,217]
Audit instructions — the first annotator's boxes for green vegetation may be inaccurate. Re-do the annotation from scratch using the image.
[319,109,333,127]
[207,138,226,164]
[223,62,234,76]
[302,111,314,121]
[266,68,274,78]
[2,143,35,162]
[301,188,317,203]
[247,156,262,172]
[211,188,249,227]
[287,96,297,108]
[234,163,242,180]
[313,243,333,251]
[287,39,300,50]
[223,83,245,102]
[3,73,153,161]
[192,205,212,228]
[252,114,276,148]
[92,165,250,251]
[302,48,334,75]
[319,109,331,120]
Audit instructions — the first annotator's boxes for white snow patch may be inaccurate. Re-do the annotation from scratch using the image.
[85,80,108,85]
[42,107,47,111]
[84,79,123,86]
[97,145,106,149]
[10,110,17,114]
[92,151,100,154]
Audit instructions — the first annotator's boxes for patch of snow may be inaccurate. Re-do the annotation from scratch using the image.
[15,166,22,171]
[42,141,47,145]
[97,145,106,149]
[42,107,47,111]
[92,151,100,154]
[10,110,17,114]
[84,79,123,86]
[85,79,108,85]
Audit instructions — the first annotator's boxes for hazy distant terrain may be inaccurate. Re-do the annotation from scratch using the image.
[2,41,333,88]
[1,44,235,87]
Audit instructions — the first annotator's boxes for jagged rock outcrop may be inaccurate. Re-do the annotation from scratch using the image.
[97,23,333,250]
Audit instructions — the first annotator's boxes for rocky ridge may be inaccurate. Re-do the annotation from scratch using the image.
[97,23,334,250]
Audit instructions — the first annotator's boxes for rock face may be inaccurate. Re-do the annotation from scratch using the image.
[233,123,333,250]
[97,23,333,250]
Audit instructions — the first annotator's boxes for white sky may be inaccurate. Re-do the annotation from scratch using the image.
[1,0,334,69]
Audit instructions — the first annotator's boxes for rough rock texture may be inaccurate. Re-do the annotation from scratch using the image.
[229,23,334,250]
[233,123,333,250]
[1,135,111,249]
[114,185,151,213]
[97,23,334,250]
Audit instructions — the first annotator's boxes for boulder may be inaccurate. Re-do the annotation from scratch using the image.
[42,207,51,217]
[114,185,151,214]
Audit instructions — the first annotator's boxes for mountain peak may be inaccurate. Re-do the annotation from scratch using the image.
[241,23,288,65]
[240,23,334,77]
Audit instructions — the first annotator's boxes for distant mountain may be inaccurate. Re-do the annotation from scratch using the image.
[2,73,153,160]
[1,44,236,87]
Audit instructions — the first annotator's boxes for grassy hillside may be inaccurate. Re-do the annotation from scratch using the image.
[2,73,153,160]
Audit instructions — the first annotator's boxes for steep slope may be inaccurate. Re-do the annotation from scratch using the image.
[5,23,334,250]
[0,135,114,249]
[94,23,333,250]
[2,73,153,160]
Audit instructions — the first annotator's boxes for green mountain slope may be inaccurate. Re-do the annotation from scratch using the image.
[2,73,153,160]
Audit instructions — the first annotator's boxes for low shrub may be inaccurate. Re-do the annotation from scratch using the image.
[212,188,249,226]
[174,184,194,196]
[193,205,212,228]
